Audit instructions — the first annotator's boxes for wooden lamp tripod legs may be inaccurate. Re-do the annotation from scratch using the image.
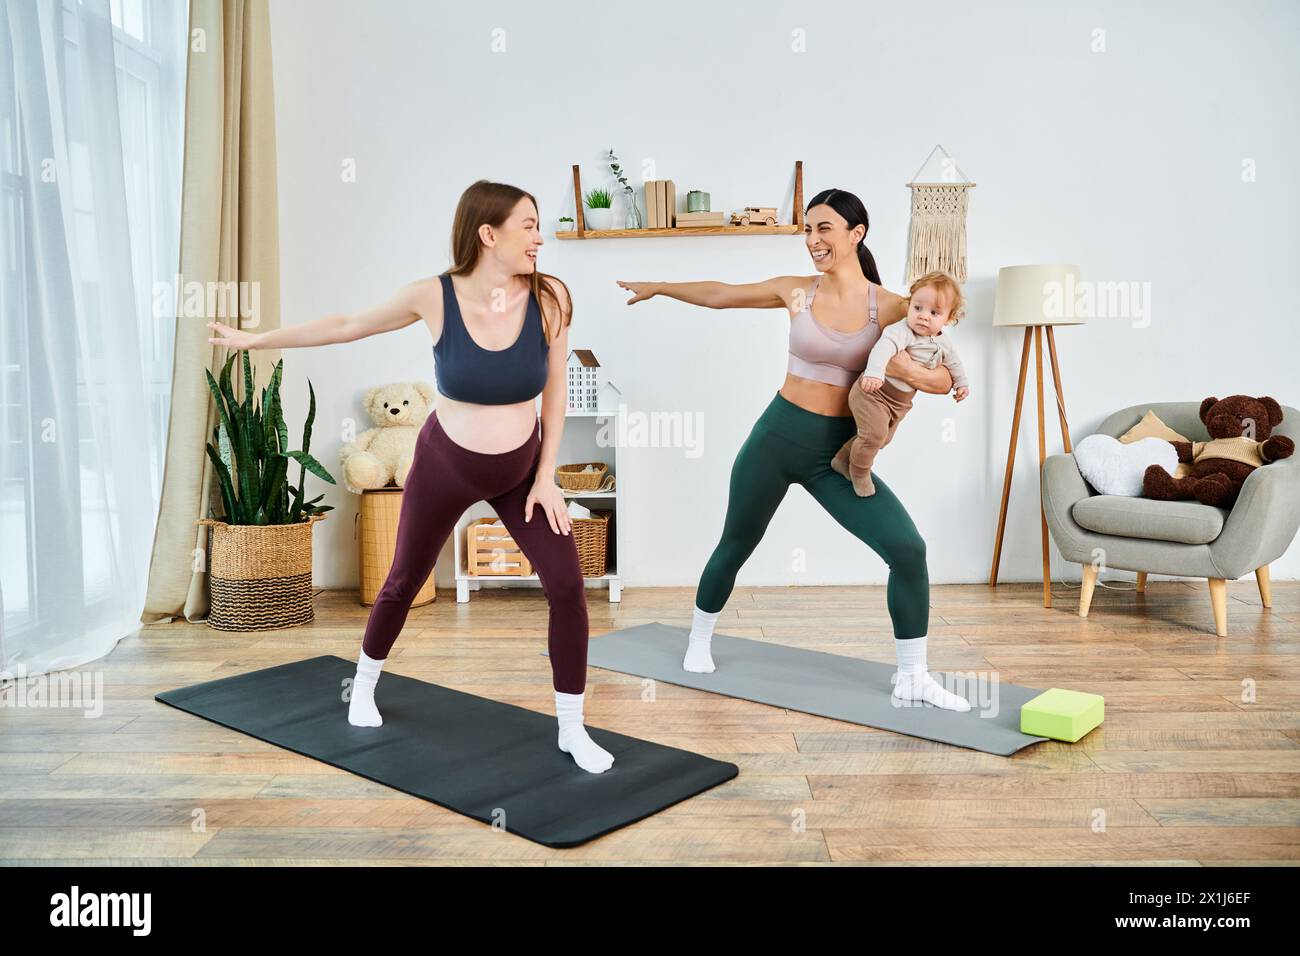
[988,326,1073,608]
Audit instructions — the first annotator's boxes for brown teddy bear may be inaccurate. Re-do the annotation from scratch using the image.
[1143,395,1293,508]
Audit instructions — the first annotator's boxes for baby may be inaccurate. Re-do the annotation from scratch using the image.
[831,270,970,496]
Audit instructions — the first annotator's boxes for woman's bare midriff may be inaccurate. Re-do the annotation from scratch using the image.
[778,373,855,418]
[433,394,539,454]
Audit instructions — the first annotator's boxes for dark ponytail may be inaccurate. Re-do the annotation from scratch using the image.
[806,188,882,285]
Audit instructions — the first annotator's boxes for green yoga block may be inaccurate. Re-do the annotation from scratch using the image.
[1020,688,1104,742]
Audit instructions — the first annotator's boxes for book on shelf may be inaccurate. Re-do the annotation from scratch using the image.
[641,179,687,229]
[676,210,726,229]
[647,178,660,227]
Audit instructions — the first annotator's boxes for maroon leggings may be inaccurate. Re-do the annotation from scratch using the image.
[360,411,589,694]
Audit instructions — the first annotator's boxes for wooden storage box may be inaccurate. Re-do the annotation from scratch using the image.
[357,488,436,607]
[466,517,533,576]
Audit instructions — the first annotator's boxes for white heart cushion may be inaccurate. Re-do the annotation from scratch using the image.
[1074,434,1179,497]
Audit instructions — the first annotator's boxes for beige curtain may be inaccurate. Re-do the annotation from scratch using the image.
[141,0,282,624]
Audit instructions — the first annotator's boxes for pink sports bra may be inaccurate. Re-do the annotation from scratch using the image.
[786,275,880,386]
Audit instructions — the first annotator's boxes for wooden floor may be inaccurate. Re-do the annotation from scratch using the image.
[2,579,1299,866]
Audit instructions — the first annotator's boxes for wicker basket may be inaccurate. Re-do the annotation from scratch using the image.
[356,488,436,607]
[198,514,325,631]
[466,517,533,576]
[555,461,608,493]
[572,509,610,577]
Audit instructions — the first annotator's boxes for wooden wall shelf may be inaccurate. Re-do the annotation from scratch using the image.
[556,224,801,240]
[562,161,804,239]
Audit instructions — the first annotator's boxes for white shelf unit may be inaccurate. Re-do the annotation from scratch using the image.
[453,405,623,603]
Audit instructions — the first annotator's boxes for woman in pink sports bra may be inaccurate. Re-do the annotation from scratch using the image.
[617,187,972,713]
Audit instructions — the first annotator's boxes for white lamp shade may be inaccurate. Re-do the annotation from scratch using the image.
[991,264,1087,327]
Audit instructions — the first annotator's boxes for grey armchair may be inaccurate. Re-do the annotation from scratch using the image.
[1043,402,1300,636]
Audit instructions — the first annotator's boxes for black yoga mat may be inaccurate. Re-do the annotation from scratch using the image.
[155,655,737,848]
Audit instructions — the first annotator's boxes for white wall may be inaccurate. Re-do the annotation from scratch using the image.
[268,0,1300,590]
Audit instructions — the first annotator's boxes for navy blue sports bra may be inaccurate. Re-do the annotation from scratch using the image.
[433,273,549,405]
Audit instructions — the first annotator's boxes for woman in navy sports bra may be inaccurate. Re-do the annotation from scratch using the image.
[208,180,614,773]
[617,188,971,712]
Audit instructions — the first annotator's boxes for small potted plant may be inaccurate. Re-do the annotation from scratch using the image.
[557,215,574,233]
[584,187,614,230]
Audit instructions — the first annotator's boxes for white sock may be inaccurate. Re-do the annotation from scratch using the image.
[683,605,718,673]
[348,648,385,727]
[555,690,614,773]
[891,636,970,712]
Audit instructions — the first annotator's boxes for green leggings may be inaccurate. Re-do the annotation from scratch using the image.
[695,391,930,639]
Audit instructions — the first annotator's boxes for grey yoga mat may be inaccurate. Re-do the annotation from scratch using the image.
[155,655,738,848]
[581,623,1050,756]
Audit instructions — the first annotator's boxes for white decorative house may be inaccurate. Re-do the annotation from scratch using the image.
[566,349,603,412]
[597,380,623,413]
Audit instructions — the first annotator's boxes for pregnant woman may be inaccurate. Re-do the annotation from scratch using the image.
[618,188,970,712]
[209,180,615,772]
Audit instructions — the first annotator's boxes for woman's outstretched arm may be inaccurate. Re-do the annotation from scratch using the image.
[617,276,807,310]
[207,278,433,350]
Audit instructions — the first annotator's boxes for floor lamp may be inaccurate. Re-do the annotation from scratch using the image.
[988,264,1086,608]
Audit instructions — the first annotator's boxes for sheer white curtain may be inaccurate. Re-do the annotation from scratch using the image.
[1,0,187,677]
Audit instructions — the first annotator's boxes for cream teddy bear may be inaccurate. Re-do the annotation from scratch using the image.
[339,381,435,493]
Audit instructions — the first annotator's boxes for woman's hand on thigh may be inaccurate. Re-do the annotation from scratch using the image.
[525,478,571,535]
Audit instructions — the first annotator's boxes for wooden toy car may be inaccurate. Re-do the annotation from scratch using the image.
[730,207,778,226]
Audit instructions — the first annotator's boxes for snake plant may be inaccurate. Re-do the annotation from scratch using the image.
[204,351,336,525]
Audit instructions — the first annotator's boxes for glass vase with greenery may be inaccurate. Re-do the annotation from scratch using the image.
[606,148,642,229]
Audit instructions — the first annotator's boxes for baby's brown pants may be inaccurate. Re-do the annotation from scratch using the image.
[833,379,915,496]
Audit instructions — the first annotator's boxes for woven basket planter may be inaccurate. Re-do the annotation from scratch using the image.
[198,514,325,630]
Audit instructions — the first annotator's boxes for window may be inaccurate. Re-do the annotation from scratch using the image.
[0,0,186,657]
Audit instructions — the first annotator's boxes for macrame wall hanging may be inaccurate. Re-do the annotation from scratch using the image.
[904,145,975,286]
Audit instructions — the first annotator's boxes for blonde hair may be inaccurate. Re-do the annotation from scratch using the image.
[907,270,965,325]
